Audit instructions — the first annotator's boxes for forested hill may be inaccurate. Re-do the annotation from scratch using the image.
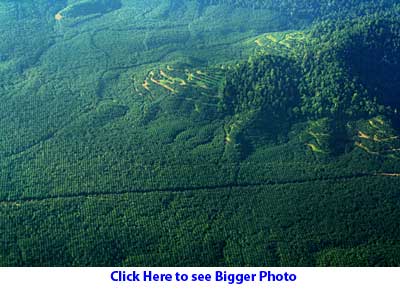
[220,12,400,155]
[223,12,400,118]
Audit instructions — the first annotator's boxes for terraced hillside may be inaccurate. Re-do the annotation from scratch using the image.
[0,0,400,266]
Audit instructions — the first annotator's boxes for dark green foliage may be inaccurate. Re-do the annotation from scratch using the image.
[301,14,400,119]
[0,0,400,267]
[220,13,400,156]
[224,13,400,122]
[339,18,400,109]
[90,103,129,127]
[223,55,301,124]
[1,176,399,266]
[198,0,398,20]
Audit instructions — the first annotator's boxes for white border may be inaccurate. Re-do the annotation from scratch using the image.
[0,267,399,290]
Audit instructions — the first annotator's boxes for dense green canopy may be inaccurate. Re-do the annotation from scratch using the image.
[0,0,399,266]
